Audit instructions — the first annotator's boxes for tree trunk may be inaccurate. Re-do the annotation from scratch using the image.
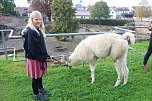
[98,18,101,27]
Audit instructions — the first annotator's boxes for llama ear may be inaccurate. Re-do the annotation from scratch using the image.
[69,52,72,55]
[60,55,67,63]
[127,38,131,44]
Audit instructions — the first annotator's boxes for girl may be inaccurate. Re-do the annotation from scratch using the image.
[22,11,57,101]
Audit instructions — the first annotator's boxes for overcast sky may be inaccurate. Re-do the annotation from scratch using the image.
[73,0,152,7]
[14,0,152,7]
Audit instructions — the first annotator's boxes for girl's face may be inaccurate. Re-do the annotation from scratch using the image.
[32,16,42,28]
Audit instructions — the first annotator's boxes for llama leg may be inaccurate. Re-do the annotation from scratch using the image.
[114,60,123,87]
[122,57,129,85]
[89,62,96,83]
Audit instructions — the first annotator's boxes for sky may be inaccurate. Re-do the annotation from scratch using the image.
[73,0,152,7]
[14,0,29,7]
[14,0,152,7]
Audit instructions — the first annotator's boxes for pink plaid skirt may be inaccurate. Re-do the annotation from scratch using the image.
[26,59,48,79]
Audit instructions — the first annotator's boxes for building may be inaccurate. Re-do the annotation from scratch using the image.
[73,0,91,19]
[15,7,28,16]
[109,6,134,19]
[75,9,90,19]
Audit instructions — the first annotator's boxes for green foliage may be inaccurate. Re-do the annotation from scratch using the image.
[0,0,18,16]
[90,1,110,26]
[90,1,110,20]
[78,18,133,26]
[1,41,152,100]
[50,0,79,40]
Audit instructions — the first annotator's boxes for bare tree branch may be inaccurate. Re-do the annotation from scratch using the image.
[31,0,52,21]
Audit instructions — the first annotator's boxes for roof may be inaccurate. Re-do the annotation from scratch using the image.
[15,7,26,14]
[75,10,90,16]
[111,7,130,12]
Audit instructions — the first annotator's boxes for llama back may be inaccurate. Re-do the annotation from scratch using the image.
[84,34,115,58]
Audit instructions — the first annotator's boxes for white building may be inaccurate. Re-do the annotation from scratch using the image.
[75,9,90,19]
[109,7,134,19]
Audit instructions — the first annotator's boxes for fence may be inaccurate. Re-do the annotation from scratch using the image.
[0,26,148,62]
[0,29,14,60]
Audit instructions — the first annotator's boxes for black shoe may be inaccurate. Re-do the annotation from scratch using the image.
[39,88,51,97]
[33,94,48,101]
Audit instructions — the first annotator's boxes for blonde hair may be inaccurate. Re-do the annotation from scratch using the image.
[26,11,46,37]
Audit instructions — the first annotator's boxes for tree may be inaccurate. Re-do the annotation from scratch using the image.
[50,0,79,41]
[141,0,152,18]
[31,0,52,21]
[135,6,143,21]
[0,0,17,15]
[90,1,110,25]
[135,0,152,21]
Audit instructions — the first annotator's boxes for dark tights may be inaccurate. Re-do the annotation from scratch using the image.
[143,33,152,65]
[32,77,43,95]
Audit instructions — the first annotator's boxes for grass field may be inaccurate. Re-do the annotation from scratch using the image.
[0,41,152,101]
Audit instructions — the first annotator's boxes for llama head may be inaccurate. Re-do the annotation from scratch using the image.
[60,52,80,68]
[60,55,67,64]
[123,32,135,44]
[60,55,73,68]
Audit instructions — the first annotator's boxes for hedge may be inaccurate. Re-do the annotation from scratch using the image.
[77,18,134,26]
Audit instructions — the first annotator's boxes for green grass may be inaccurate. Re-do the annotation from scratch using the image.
[1,41,152,101]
